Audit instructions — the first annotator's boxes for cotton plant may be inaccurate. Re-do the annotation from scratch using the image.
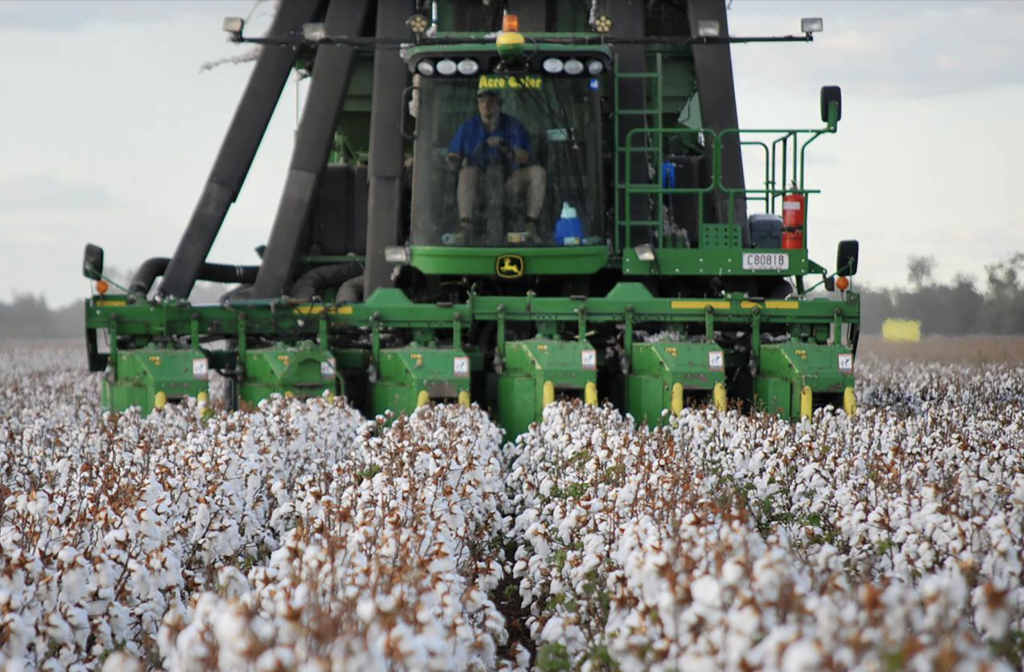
[0,363,366,669]
[158,403,516,672]
[506,354,1024,672]
[3,342,1024,672]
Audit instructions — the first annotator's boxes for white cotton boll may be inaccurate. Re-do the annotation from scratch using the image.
[690,575,721,609]
[540,615,564,643]
[357,598,376,623]
[428,555,456,574]
[557,510,579,543]
[218,566,250,598]
[728,603,762,637]
[256,647,297,672]
[45,612,74,644]
[721,558,745,586]
[464,588,486,613]
[520,577,534,608]
[376,594,396,614]
[972,583,1012,640]
[513,642,531,669]
[191,503,211,542]
[780,639,822,672]
[101,652,144,672]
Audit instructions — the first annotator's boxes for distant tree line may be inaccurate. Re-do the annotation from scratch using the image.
[0,275,227,339]
[0,293,83,339]
[858,253,1024,335]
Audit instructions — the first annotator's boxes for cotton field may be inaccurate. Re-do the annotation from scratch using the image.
[1,339,1023,672]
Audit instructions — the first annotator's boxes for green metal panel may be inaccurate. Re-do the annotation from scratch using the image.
[497,338,597,437]
[622,247,810,276]
[699,223,743,249]
[101,345,208,415]
[754,376,792,417]
[372,345,471,418]
[626,341,726,426]
[85,286,859,343]
[239,340,339,407]
[755,342,854,416]
[84,286,860,429]
[410,245,609,276]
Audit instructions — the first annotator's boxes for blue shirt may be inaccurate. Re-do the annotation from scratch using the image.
[448,113,531,168]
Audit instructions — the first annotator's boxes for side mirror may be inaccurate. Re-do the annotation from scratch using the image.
[401,84,420,140]
[820,85,842,125]
[836,239,859,276]
[83,243,104,280]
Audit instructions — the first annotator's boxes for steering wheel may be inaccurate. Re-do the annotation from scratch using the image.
[470,138,514,169]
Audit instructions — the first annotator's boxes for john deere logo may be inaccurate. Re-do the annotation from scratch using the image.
[496,254,524,279]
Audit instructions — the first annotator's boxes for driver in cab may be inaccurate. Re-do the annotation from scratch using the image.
[446,88,546,243]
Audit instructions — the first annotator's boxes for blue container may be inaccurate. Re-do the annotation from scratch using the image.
[554,202,583,246]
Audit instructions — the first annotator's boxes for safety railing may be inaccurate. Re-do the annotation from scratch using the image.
[618,124,831,251]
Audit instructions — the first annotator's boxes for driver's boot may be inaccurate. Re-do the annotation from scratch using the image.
[443,219,473,245]
[506,217,540,245]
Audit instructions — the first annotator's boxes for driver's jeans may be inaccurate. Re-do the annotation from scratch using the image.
[457,164,547,223]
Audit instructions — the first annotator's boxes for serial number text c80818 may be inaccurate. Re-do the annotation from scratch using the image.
[742,252,789,271]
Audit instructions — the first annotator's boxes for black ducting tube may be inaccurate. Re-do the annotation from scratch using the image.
[130,258,259,297]
[290,263,362,301]
[158,0,324,300]
[336,274,364,304]
[686,0,748,238]
[362,0,415,298]
[252,0,371,298]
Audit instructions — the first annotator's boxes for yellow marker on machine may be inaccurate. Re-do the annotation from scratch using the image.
[417,390,430,408]
[458,390,471,407]
[843,387,856,416]
[671,383,684,414]
[154,391,167,410]
[584,382,598,406]
[713,382,727,412]
[542,381,555,407]
[800,385,813,420]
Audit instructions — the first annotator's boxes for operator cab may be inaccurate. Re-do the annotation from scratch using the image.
[409,60,605,248]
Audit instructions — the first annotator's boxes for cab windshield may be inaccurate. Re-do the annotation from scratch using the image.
[410,72,602,248]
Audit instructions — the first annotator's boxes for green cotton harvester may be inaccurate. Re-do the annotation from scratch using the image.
[82,0,860,437]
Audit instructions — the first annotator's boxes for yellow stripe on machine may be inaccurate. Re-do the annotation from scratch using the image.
[672,300,730,310]
[739,300,800,310]
[95,299,127,307]
[293,305,355,316]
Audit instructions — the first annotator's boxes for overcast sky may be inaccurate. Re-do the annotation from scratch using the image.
[1,0,1022,306]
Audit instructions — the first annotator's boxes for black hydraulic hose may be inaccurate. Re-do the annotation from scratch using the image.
[290,263,362,302]
[129,258,259,297]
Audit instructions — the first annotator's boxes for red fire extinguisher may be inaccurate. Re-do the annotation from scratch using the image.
[782,187,805,250]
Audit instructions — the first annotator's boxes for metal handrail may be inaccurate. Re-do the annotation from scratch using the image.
[620,126,830,250]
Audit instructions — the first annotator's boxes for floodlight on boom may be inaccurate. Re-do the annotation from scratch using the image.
[801,17,823,34]
[302,22,327,43]
[384,246,410,263]
[222,16,244,42]
[697,20,721,38]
